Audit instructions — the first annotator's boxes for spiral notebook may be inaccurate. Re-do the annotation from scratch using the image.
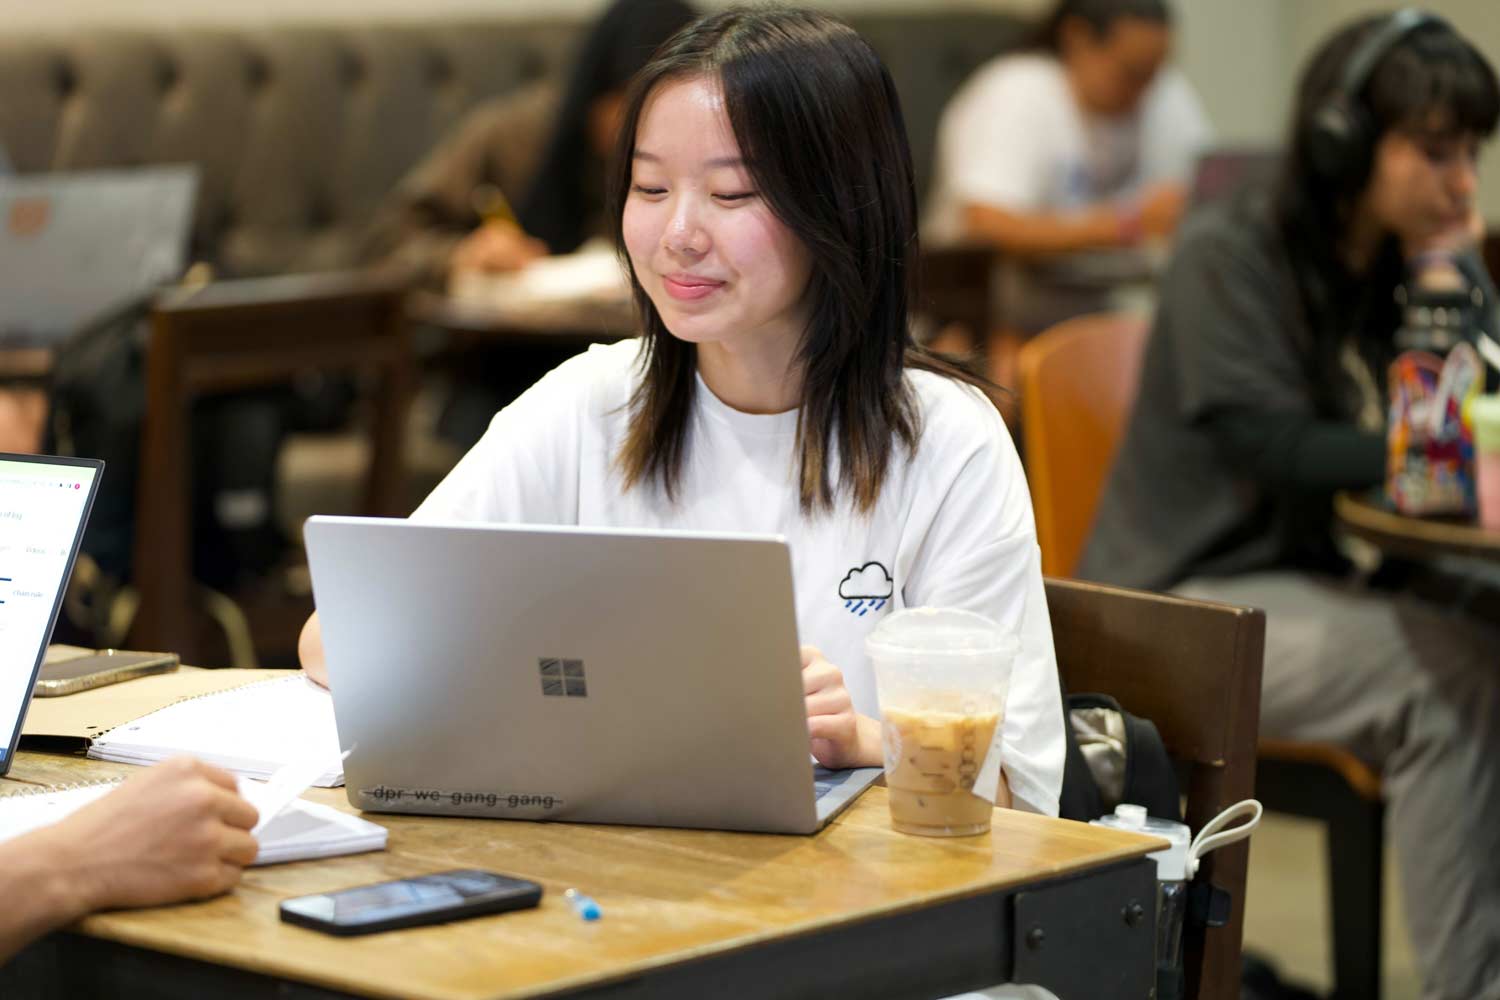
[86,675,345,787]
[0,777,385,865]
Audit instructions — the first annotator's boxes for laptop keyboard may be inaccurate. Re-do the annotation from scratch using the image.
[813,766,845,801]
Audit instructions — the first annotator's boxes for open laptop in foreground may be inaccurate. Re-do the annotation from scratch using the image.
[304,516,882,834]
[0,166,197,346]
[0,454,104,775]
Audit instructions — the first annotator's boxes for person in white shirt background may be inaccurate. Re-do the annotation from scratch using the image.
[300,6,1065,819]
[925,0,1212,340]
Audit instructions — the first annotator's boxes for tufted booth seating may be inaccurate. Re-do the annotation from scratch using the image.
[0,13,1026,277]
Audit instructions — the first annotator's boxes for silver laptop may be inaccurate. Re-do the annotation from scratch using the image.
[0,453,105,775]
[304,516,882,834]
[0,166,198,345]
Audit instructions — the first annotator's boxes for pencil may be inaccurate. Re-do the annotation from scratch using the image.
[471,183,518,228]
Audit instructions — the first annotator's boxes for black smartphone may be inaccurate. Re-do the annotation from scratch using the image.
[279,870,543,936]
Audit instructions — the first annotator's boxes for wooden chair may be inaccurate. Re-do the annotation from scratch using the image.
[1046,577,1264,1000]
[918,243,1001,352]
[917,244,1028,409]
[127,272,413,666]
[1023,312,1388,999]
[1017,312,1149,577]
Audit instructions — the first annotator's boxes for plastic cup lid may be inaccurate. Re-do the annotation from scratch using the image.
[864,606,1015,658]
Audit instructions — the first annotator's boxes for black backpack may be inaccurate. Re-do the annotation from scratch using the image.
[1058,690,1181,823]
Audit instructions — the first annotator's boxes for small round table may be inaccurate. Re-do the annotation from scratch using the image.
[1334,491,1500,564]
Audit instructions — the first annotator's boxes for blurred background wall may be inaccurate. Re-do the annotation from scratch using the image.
[5,0,1497,218]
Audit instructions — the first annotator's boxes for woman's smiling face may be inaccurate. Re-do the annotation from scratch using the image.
[622,74,814,352]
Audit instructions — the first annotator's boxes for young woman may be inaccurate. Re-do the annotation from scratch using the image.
[1083,13,1500,998]
[304,7,1064,817]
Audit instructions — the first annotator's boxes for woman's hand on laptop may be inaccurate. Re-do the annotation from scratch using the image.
[298,613,330,690]
[801,646,881,770]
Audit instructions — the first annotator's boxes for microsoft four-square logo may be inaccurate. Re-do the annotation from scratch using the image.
[539,658,587,697]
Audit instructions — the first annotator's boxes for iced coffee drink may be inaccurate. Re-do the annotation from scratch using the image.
[883,707,1001,836]
[866,607,1016,839]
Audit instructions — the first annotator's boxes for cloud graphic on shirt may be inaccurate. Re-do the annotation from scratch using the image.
[838,562,894,600]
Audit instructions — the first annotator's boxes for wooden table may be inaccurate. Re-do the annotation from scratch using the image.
[4,751,1164,1000]
[1335,490,1500,564]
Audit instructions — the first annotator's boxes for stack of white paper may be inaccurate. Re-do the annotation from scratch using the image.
[87,675,345,786]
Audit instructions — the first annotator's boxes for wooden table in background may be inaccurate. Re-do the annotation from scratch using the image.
[1335,490,1500,564]
[407,289,636,351]
[4,751,1163,1000]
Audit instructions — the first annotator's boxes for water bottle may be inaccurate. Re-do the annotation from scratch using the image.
[1092,803,1192,1000]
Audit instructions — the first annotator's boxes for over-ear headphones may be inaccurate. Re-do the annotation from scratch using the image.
[1306,8,1447,181]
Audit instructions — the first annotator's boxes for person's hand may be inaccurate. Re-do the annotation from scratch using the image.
[449,223,547,275]
[1136,183,1186,241]
[801,646,881,769]
[43,757,259,914]
[1405,205,1484,290]
[0,388,47,454]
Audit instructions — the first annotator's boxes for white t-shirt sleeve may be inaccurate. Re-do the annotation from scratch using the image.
[1141,69,1214,184]
[937,63,1059,215]
[900,385,1065,817]
[411,347,614,524]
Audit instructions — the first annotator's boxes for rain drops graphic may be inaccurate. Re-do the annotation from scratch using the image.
[837,562,894,616]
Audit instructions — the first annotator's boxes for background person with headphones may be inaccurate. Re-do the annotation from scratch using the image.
[1080,11,1500,997]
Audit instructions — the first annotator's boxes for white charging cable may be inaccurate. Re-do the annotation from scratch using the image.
[1186,798,1263,880]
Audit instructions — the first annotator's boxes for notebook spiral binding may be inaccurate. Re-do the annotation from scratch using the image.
[8,777,121,798]
[89,675,286,742]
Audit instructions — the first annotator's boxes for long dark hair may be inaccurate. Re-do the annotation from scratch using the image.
[515,0,697,254]
[608,6,987,514]
[1031,0,1171,53]
[1274,14,1499,408]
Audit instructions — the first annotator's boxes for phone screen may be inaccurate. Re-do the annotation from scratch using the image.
[281,870,540,931]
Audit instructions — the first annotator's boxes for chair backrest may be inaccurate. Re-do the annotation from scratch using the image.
[1046,576,1264,1000]
[129,272,412,662]
[1019,313,1149,577]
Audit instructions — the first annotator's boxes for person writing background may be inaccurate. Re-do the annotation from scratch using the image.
[924,0,1211,337]
[363,0,698,448]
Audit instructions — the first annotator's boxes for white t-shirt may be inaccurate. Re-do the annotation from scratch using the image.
[413,340,1065,816]
[925,53,1212,242]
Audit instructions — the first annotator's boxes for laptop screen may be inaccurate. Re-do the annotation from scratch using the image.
[0,454,103,771]
[0,166,198,345]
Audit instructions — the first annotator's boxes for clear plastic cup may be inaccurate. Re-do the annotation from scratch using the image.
[865,607,1017,837]
[1471,395,1500,530]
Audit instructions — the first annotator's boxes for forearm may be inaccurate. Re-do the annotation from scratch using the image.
[1207,408,1386,493]
[994,772,1013,810]
[961,202,1125,257]
[0,835,91,964]
[299,612,328,688]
